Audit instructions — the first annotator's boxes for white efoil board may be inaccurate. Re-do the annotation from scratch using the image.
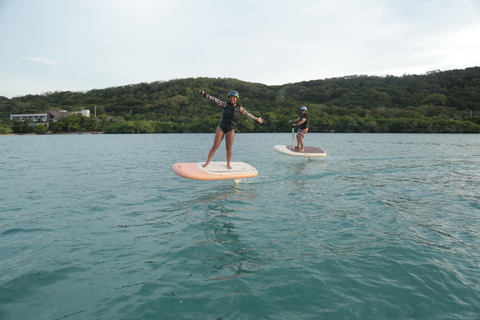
[172,162,258,180]
[273,145,326,157]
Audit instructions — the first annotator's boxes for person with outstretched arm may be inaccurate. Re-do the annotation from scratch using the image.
[289,106,309,152]
[199,88,264,169]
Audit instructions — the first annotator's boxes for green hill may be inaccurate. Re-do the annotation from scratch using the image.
[1,67,479,133]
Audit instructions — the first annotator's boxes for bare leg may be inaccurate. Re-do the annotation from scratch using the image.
[299,136,305,152]
[296,133,304,152]
[295,133,301,151]
[224,130,235,169]
[203,127,224,168]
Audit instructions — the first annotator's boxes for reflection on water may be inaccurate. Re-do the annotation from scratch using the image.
[190,185,265,282]
[1,133,480,319]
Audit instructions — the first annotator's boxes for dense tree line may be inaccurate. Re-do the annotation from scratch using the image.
[1,67,479,133]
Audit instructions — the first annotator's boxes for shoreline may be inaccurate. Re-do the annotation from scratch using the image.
[0,132,104,136]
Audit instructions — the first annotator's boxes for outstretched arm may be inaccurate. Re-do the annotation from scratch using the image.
[199,89,227,107]
[239,106,264,124]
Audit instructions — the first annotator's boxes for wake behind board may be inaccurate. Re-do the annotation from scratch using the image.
[172,162,258,181]
[273,145,326,158]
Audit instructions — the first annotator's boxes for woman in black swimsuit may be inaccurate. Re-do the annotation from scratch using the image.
[199,89,264,169]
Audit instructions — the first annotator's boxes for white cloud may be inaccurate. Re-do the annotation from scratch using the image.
[0,0,478,98]
[22,57,62,66]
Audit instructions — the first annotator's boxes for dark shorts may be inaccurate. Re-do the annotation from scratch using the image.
[219,124,235,134]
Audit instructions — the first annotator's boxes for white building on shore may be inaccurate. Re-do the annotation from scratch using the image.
[10,110,90,123]
[10,113,48,122]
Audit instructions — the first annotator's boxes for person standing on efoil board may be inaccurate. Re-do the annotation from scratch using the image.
[289,106,309,152]
[199,88,264,169]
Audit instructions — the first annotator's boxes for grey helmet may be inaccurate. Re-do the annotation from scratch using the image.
[228,91,239,98]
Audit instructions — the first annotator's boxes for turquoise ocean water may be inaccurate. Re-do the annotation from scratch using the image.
[1,133,479,319]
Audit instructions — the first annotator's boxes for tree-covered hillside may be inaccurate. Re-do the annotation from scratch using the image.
[1,67,479,134]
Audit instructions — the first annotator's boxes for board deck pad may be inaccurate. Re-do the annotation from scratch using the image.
[273,145,326,157]
[172,162,258,180]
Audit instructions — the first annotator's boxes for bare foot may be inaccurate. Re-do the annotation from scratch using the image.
[202,162,209,168]
[227,164,232,169]
[300,149,304,152]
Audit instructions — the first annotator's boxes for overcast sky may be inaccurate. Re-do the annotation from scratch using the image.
[1,0,479,98]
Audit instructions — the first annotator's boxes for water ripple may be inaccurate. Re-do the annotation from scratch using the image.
[1,133,479,319]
